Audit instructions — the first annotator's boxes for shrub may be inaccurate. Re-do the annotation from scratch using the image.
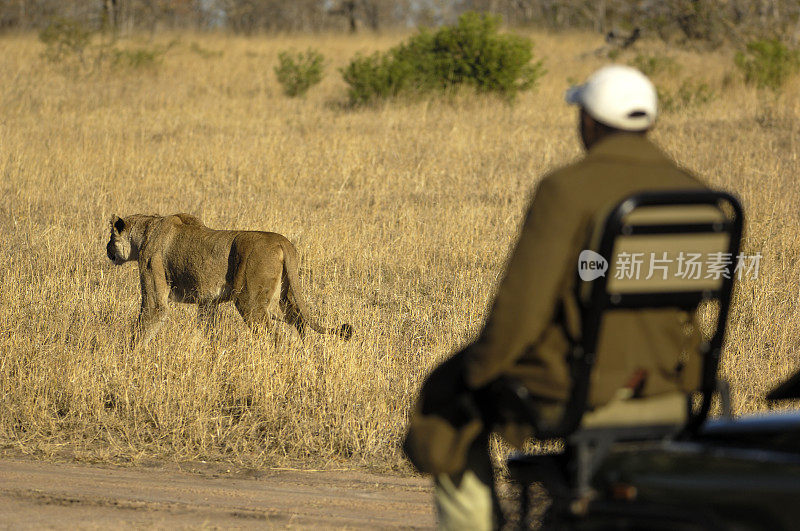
[340,12,545,105]
[340,52,417,105]
[110,42,175,70]
[39,17,93,66]
[274,49,326,98]
[735,39,800,92]
[39,17,175,75]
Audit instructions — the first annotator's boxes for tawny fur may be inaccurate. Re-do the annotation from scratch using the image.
[106,213,353,347]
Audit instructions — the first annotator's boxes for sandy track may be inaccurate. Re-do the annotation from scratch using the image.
[0,458,435,529]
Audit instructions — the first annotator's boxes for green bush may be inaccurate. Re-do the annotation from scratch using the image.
[340,52,417,104]
[39,17,93,66]
[735,39,800,92]
[274,49,326,98]
[340,12,545,105]
[110,42,175,69]
[39,17,175,75]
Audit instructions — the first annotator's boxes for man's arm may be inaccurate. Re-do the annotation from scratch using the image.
[464,176,585,389]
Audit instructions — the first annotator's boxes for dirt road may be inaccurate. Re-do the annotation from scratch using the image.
[0,458,435,529]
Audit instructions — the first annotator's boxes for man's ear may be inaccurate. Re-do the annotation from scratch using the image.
[112,215,126,234]
[579,108,598,150]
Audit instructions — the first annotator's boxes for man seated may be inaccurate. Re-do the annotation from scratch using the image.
[404,65,707,530]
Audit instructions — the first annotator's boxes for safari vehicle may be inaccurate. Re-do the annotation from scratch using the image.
[494,190,800,530]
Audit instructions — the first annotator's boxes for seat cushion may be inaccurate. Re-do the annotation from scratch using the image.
[580,391,688,429]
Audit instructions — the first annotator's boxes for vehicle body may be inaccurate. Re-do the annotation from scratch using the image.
[577,397,800,530]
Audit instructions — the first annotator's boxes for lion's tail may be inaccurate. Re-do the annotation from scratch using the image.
[279,240,353,341]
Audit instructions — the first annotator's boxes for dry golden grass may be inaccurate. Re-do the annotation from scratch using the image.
[0,30,798,470]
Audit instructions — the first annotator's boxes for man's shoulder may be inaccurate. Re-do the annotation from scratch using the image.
[543,136,704,191]
[529,137,706,225]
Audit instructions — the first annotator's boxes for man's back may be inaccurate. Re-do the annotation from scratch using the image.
[501,133,706,407]
[461,133,706,407]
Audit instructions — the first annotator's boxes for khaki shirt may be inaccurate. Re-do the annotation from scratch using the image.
[464,133,705,406]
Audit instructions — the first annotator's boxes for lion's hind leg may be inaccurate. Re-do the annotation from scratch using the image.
[234,283,282,333]
[232,246,285,339]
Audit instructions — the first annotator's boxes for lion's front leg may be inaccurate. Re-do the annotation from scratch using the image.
[134,307,167,348]
[132,254,170,348]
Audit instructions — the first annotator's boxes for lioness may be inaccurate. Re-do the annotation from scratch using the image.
[106,213,353,346]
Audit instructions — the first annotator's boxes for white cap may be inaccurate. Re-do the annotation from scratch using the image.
[565,65,657,131]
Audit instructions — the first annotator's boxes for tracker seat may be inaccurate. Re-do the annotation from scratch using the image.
[497,190,743,527]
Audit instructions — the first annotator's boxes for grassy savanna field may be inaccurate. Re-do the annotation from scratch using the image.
[0,29,798,470]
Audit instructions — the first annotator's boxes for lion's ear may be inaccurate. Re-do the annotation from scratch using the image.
[112,216,126,233]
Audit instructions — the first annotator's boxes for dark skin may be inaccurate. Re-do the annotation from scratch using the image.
[580,107,648,150]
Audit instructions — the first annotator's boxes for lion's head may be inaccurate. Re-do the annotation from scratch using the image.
[107,215,137,265]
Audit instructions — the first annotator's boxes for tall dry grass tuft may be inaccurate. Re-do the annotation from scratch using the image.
[0,31,798,469]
